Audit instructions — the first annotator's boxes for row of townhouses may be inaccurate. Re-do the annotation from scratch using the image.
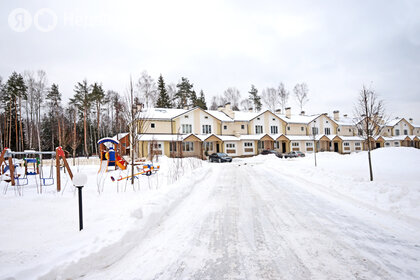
[114,104,420,159]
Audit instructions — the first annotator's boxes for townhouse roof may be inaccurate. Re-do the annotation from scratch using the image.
[335,117,355,126]
[205,110,234,122]
[339,136,364,141]
[139,108,189,120]
[112,133,129,141]
[232,111,262,121]
[276,114,321,124]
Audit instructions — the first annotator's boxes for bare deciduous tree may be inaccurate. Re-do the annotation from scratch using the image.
[353,85,388,181]
[223,87,241,110]
[261,87,278,111]
[137,71,157,108]
[278,83,289,112]
[294,83,309,112]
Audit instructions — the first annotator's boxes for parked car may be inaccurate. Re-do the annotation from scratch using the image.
[295,151,306,157]
[283,151,299,158]
[261,149,277,155]
[209,153,233,163]
[261,149,283,158]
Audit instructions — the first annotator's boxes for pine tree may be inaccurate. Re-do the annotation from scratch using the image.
[156,74,172,108]
[175,77,194,109]
[70,79,92,158]
[46,83,62,147]
[190,90,198,107]
[248,85,262,112]
[196,90,207,110]
[91,82,105,151]
[3,72,27,151]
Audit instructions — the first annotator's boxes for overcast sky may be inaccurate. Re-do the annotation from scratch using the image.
[1,0,420,122]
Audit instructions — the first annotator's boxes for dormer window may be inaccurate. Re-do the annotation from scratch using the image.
[151,123,155,128]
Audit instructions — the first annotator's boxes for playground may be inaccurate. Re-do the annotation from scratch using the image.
[0,137,162,196]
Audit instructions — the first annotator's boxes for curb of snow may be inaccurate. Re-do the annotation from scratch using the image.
[15,166,211,280]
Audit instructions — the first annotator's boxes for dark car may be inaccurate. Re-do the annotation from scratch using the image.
[261,149,283,158]
[283,151,299,158]
[261,149,277,155]
[209,153,233,163]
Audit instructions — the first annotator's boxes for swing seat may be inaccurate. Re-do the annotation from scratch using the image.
[15,177,28,186]
[41,178,54,186]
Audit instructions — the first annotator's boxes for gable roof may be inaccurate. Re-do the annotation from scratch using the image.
[276,113,321,124]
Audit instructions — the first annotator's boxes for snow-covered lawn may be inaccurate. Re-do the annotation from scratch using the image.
[1,147,419,279]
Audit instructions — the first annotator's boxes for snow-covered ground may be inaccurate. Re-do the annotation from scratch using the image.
[1,147,419,279]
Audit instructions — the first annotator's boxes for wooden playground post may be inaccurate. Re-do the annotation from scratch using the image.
[56,147,74,192]
[8,157,15,186]
[0,149,7,174]
[56,151,61,192]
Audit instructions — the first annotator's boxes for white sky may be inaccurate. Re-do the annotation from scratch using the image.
[1,0,420,123]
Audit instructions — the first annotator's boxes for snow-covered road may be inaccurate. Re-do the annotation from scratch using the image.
[81,160,420,280]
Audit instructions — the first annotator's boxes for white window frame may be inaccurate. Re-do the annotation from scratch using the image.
[182,124,192,134]
[324,127,331,135]
[202,124,212,134]
[270,126,278,134]
[255,125,263,134]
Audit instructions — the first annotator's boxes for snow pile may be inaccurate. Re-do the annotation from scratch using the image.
[244,147,420,222]
[0,156,205,280]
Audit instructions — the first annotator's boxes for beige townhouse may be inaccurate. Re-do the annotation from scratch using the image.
[115,104,419,160]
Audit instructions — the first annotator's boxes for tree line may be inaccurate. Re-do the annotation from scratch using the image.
[0,69,311,156]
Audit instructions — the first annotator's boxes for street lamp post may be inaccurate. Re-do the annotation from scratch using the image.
[72,173,88,231]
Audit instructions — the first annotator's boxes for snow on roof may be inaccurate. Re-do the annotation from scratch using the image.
[97,137,119,145]
[112,133,129,141]
[335,117,355,126]
[386,118,403,127]
[205,110,233,122]
[232,111,262,121]
[139,108,189,120]
[339,136,364,141]
[276,114,320,124]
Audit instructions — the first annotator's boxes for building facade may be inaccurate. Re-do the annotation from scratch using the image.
[116,105,420,159]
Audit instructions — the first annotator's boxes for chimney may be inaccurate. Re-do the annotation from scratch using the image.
[409,118,413,123]
[221,102,235,119]
[333,110,339,121]
[300,111,305,116]
[285,107,291,118]
[275,108,281,114]
[217,105,223,112]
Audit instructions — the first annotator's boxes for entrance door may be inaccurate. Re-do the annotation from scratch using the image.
[216,143,220,153]
[334,142,339,153]
[282,142,286,153]
[376,143,381,148]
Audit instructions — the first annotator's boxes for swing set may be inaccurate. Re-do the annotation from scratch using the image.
[0,147,73,193]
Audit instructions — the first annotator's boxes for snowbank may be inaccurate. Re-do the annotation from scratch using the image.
[240,147,420,223]
[0,156,205,279]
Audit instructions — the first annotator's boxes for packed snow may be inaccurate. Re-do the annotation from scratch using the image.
[1,147,419,279]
